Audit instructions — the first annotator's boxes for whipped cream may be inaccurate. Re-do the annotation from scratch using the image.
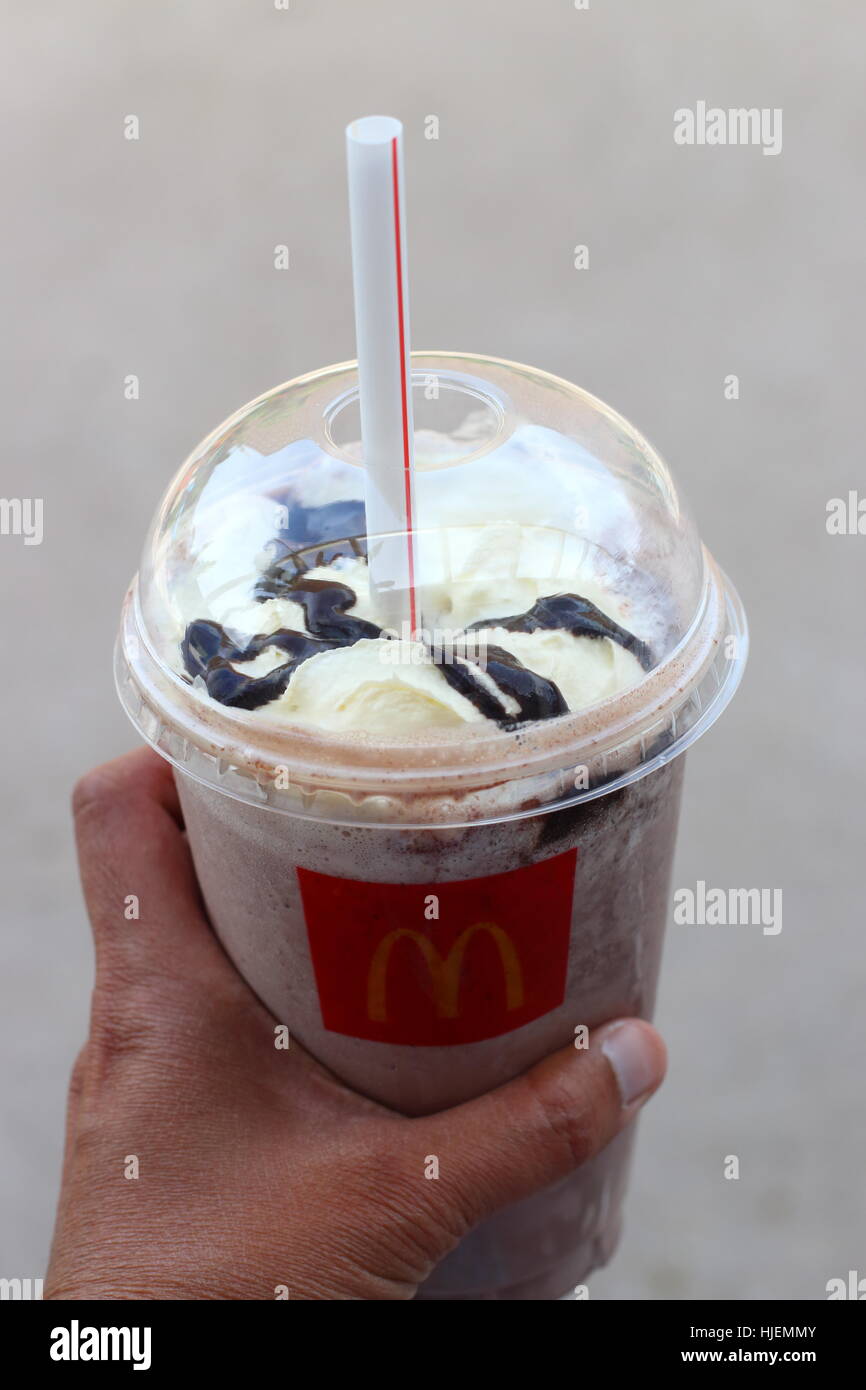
[177,535,651,733]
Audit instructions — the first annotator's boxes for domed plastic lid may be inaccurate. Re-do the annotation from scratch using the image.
[116,353,747,826]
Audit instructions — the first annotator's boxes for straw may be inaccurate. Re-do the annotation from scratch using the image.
[345,115,419,636]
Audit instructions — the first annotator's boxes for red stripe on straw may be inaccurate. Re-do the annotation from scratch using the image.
[391,135,417,636]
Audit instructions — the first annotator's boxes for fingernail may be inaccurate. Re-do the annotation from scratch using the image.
[599,1020,664,1108]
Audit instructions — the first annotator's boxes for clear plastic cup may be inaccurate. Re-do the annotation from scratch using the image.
[115,353,746,1300]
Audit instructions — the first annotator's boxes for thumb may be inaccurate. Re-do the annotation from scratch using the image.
[414,1018,666,1232]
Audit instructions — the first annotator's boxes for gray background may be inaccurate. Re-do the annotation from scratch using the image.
[2,0,863,1298]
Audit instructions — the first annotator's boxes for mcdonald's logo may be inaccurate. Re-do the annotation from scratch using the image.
[297,848,576,1046]
[367,922,525,1023]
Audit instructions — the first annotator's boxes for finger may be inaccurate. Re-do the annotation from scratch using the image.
[74,745,184,826]
[72,747,223,980]
[413,1018,667,1231]
[57,1045,88,1191]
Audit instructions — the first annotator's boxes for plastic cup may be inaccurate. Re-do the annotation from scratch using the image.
[115,353,746,1300]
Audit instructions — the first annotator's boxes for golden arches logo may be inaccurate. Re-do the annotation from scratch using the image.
[366,923,525,1023]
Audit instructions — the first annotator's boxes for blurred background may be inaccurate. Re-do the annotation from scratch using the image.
[2,0,864,1298]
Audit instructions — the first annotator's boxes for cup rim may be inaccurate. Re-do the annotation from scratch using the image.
[115,550,746,825]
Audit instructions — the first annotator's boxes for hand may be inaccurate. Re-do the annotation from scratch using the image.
[46,748,666,1301]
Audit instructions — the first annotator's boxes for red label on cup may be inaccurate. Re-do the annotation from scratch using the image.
[297,849,576,1046]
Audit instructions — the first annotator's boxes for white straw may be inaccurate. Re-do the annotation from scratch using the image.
[345,115,419,636]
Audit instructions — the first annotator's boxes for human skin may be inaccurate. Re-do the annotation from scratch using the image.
[45,748,666,1301]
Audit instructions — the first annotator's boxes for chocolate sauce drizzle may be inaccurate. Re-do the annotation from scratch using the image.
[182,578,382,712]
[181,506,653,723]
[261,577,381,644]
[436,644,568,726]
[182,620,340,711]
[467,592,654,672]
